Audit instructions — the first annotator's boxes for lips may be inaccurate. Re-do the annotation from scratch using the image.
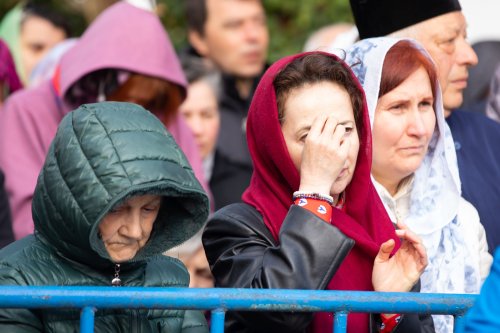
[399,145,425,154]
[451,78,468,89]
[242,50,263,63]
[109,242,135,247]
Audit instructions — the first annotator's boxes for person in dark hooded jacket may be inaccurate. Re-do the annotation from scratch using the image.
[0,102,210,333]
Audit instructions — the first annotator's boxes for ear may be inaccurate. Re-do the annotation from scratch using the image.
[188,30,210,57]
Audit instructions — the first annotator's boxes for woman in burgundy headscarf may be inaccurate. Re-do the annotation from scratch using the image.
[203,52,433,333]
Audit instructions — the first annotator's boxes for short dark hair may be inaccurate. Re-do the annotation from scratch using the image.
[185,0,207,36]
[179,54,221,98]
[273,53,364,135]
[185,0,264,36]
[21,2,71,37]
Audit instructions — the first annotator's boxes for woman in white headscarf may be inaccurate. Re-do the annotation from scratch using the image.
[346,37,492,333]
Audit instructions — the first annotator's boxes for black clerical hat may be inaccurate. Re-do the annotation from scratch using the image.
[350,0,462,39]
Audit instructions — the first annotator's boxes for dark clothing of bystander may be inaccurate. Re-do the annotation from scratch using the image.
[211,73,262,209]
[446,109,500,252]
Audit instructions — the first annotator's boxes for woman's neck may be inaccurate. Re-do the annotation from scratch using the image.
[373,174,408,197]
[373,174,413,197]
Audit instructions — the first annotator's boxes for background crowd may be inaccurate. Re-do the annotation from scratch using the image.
[0,0,499,332]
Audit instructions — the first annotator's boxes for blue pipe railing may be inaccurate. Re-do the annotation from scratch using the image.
[0,286,476,333]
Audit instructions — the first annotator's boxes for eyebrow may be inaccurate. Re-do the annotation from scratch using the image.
[147,198,162,205]
[339,121,354,126]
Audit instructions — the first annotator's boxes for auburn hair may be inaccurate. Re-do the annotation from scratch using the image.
[379,40,438,99]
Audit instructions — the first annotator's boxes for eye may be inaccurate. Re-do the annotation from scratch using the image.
[180,110,192,119]
[201,110,216,119]
[109,206,124,214]
[388,104,404,114]
[142,203,160,214]
[344,126,354,133]
[224,20,242,29]
[438,35,458,53]
[29,43,45,53]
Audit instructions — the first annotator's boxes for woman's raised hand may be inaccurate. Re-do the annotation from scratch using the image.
[299,114,350,195]
[372,220,428,292]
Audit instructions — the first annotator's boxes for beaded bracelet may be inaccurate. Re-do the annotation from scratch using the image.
[292,191,334,206]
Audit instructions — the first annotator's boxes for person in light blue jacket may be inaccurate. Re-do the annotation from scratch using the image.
[462,248,500,332]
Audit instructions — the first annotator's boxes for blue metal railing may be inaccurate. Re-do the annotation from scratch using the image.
[0,286,476,333]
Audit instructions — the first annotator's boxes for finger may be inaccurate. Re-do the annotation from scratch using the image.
[337,132,351,156]
[412,241,428,266]
[395,228,422,245]
[418,246,428,267]
[308,113,329,140]
[331,123,347,145]
[395,230,428,265]
[375,239,395,262]
[322,114,339,138]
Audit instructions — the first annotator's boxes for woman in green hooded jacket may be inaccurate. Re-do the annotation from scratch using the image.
[0,101,210,332]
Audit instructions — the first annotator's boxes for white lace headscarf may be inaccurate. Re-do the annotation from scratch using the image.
[346,37,481,332]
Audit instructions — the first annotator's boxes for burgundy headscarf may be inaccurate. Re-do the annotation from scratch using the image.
[242,51,399,332]
[0,39,22,95]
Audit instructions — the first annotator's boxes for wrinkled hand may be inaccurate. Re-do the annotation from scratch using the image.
[299,114,350,195]
[372,220,428,292]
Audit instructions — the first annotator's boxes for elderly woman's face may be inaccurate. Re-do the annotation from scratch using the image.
[372,67,436,189]
[99,195,161,263]
[281,81,359,196]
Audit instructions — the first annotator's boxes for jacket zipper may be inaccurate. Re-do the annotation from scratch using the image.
[111,265,141,332]
[111,263,121,286]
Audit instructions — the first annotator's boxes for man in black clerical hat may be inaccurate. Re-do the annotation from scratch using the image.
[349,0,500,255]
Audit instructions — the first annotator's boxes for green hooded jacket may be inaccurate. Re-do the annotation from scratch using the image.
[0,102,210,332]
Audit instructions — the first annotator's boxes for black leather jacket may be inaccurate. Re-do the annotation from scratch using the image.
[202,203,434,333]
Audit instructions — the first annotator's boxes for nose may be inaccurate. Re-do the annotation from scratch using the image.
[188,116,205,140]
[244,21,261,42]
[457,38,478,67]
[122,213,143,240]
[407,111,427,137]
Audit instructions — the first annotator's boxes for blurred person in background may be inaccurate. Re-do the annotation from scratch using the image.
[302,22,358,53]
[350,0,500,254]
[0,38,22,107]
[461,41,500,115]
[18,2,70,85]
[0,39,17,248]
[0,1,206,240]
[459,0,500,116]
[0,2,70,86]
[165,230,214,289]
[180,54,252,211]
[28,38,78,88]
[485,63,500,122]
[179,55,220,201]
[185,0,269,209]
